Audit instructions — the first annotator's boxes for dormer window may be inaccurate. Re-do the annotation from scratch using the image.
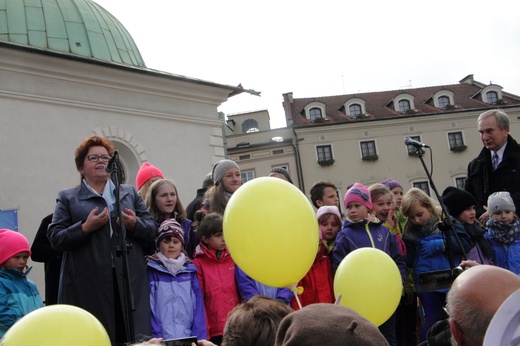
[432,90,454,109]
[309,108,322,121]
[481,85,504,104]
[398,100,411,113]
[303,102,326,122]
[349,104,362,117]
[486,91,498,105]
[391,93,415,114]
[344,98,366,118]
[438,96,449,109]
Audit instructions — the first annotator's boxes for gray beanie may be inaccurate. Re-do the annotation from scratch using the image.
[212,159,240,185]
[487,191,516,215]
[275,304,389,346]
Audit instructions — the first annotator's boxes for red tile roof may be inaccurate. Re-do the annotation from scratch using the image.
[285,78,520,127]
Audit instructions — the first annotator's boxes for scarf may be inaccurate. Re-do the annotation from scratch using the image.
[156,252,186,274]
[486,218,520,244]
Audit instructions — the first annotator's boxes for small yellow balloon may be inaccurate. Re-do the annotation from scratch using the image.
[224,177,318,287]
[0,304,111,346]
[333,248,402,326]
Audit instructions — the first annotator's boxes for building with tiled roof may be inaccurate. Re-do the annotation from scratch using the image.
[226,75,520,211]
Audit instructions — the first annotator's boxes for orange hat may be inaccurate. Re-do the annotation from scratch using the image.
[136,162,164,191]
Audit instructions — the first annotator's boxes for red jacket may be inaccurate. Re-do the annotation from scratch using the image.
[291,242,335,309]
[192,243,239,338]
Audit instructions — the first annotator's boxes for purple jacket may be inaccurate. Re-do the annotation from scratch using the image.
[147,258,207,340]
[332,218,406,283]
[235,266,294,304]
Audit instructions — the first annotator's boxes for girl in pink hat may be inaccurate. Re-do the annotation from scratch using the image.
[0,229,43,338]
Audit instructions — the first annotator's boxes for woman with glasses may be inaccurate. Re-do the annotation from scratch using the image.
[48,135,156,345]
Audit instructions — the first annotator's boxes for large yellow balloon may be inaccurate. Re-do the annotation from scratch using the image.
[224,177,318,287]
[333,248,402,326]
[0,304,111,346]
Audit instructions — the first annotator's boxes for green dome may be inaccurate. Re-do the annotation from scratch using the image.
[0,0,145,67]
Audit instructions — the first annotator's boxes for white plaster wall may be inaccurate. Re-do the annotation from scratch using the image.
[0,46,234,296]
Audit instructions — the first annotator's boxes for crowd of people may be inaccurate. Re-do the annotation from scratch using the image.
[2,108,520,346]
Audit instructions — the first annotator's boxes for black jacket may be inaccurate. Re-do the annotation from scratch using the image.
[465,135,520,217]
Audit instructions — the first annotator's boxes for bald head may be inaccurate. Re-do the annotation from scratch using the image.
[447,265,520,345]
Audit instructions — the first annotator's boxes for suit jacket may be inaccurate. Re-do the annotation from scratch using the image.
[465,135,520,217]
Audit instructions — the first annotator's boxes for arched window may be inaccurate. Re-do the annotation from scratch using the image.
[486,91,498,104]
[398,100,411,113]
[242,119,259,133]
[438,96,450,109]
[309,108,322,121]
[349,104,362,117]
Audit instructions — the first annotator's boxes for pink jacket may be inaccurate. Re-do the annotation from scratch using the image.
[192,242,239,338]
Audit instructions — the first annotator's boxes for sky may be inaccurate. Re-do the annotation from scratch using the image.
[94,0,520,129]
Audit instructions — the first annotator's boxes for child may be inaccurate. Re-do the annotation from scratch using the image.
[136,162,164,200]
[309,181,339,209]
[0,229,44,338]
[332,183,405,346]
[222,296,293,346]
[441,186,494,264]
[147,219,207,341]
[401,188,471,342]
[381,178,407,232]
[485,191,520,274]
[146,179,198,258]
[235,267,293,306]
[370,183,418,346]
[318,205,342,253]
[291,206,338,309]
[193,213,239,345]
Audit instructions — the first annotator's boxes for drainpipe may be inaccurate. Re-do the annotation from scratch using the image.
[291,125,305,193]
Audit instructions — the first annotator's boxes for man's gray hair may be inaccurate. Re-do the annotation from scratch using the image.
[478,109,510,130]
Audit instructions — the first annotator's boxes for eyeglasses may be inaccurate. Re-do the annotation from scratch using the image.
[86,154,111,163]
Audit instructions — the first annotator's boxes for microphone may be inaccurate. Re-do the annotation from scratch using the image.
[404,137,430,148]
[104,150,119,173]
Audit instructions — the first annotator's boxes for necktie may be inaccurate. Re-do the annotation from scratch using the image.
[492,152,499,171]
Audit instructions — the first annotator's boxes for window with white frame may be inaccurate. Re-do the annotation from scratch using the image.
[486,91,498,105]
[309,108,322,121]
[438,96,450,109]
[360,140,377,159]
[455,177,465,189]
[349,104,362,118]
[413,181,430,196]
[398,100,411,113]
[317,145,333,162]
[448,132,464,150]
[241,170,255,183]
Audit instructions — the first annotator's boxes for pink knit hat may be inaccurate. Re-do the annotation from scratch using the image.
[136,162,164,191]
[344,183,372,210]
[0,229,31,265]
[316,206,342,225]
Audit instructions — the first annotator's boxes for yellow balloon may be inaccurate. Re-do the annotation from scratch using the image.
[224,177,318,287]
[1,304,111,346]
[333,248,402,326]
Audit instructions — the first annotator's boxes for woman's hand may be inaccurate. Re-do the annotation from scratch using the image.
[120,208,137,231]
[82,206,109,234]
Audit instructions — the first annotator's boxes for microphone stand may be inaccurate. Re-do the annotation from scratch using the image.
[411,147,468,271]
[106,152,135,343]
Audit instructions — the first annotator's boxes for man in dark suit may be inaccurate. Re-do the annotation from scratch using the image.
[465,109,520,224]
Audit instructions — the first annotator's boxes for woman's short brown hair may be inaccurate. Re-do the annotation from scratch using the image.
[74,135,115,171]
